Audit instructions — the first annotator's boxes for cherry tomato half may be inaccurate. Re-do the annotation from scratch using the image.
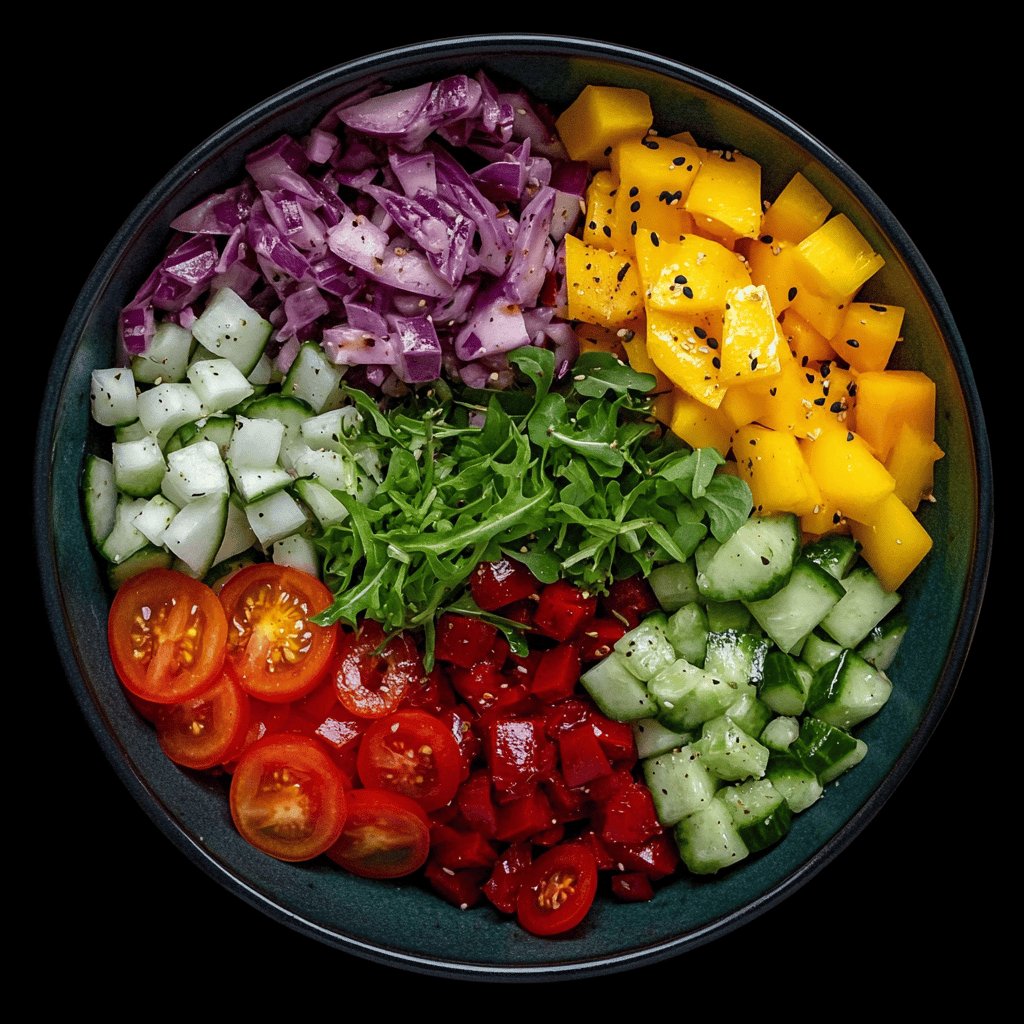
[516,843,598,936]
[333,621,422,719]
[325,788,430,879]
[219,564,338,703]
[156,673,251,770]
[356,710,462,811]
[229,734,348,862]
[108,569,228,704]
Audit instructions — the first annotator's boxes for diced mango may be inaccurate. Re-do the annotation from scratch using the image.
[781,309,834,364]
[555,86,653,168]
[720,284,784,384]
[646,308,725,408]
[850,493,933,591]
[801,495,850,538]
[734,424,822,516]
[684,150,762,242]
[793,214,885,298]
[719,378,774,429]
[788,286,851,339]
[743,238,801,317]
[829,302,905,373]
[854,370,936,462]
[576,322,625,360]
[583,170,620,251]
[565,235,644,328]
[671,131,698,146]
[761,172,831,244]
[800,424,895,523]
[636,231,750,315]
[886,423,944,511]
[619,320,672,393]
[665,390,734,455]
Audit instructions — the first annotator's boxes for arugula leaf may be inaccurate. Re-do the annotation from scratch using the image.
[573,351,656,397]
[502,545,561,584]
[695,474,754,541]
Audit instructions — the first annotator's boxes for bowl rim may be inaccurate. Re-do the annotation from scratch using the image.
[34,32,993,979]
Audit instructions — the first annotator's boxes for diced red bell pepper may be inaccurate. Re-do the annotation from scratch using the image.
[558,724,612,788]
[472,685,537,733]
[448,661,505,708]
[603,575,659,629]
[501,599,536,627]
[577,830,616,871]
[531,643,581,704]
[436,704,482,779]
[402,665,457,713]
[489,716,557,797]
[456,770,498,839]
[543,772,589,823]
[471,557,539,611]
[611,872,655,903]
[506,648,542,688]
[495,789,555,842]
[542,697,593,738]
[572,617,627,662]
[434,614,499,669]
[424,860,487,908]
[584,767,634,803]
[483,841,533,914]
[533,580,597,641]
[430,823,499,870]
[589,714,637,766]
[531,823,566,847]
[604,835,679,880]
[599,781,662,845]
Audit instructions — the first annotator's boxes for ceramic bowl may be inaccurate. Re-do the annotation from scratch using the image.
[35,34,992,978]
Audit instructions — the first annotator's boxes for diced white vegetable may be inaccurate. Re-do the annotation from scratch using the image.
[137,382,205,437]
[90,367,138,427]
[191,288,271,375]
[212,498,258,566]
[161,440,229,507]
[293,447,357,493]
[163,492,229,577]
[245,490,308,549]
[272,534,320,576]
[132,494,179,546]
[227,415,285,469]
[187,358,255,413]
[112,437,166,497]
[230,465,294,503]
[131,322,193,384]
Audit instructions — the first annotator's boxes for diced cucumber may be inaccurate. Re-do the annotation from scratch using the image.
[131,322,193,384]
[292,447,358,494]
[137,382,205,438]
[90,367,138,427]
[801,535,859,580]
[790,717,858,777]
[579,653,658,722]
[247,352,276,386]
[106,545,174,589]
[162,492,229,577]
[767,755,823,813]
[229,465,294,503]
[759,650,812,716]
[212,496,258,566]
[293,478,349,528]
[696,513,800,602]
[857,612,908,671]
[632,718,693,759]
[665,602,708,666]
[161,440,229,507]
[745,558,845,653]
[819,566,901,648]
[705,601,753,633]
[114,420,148,443]
[300,406,364,451]
[111,437,166,497]
[83,455,117,547]
[245,490,309,549]
[647,659,748,733]
[273,533,320,576]
[226,415,285,468]
[760,716,800,753]
[819,738,868,784]
[717,779,792,853]
[99,497,150,564]
[806,650,892,730]
[613,613,676,681]
[800,632,845,672]
[132,494,179,546]
[695,715,770,782]
[191,288,272,375]
[243,394,314,445]
[187,358,255,413]
[643,745,718,826]
[281,341,346,413]
[649,560,699,612]
[674,802,749,875]
[725,689,772,738]
[165,415,235,456]
[704,631,769,688]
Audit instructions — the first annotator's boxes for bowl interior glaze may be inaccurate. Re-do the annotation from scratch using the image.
[36,35,990,978]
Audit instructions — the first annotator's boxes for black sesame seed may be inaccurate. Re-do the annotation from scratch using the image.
[760,234,774,244]
[707,337,718,349]
[650,231,660,247]
[801,355,809,367]
[847,431,855,442]
[630,200,641,213]
[642,138,660,149]
[830,401,844,413]
[693,325,706,339]
[833,512,842,524]
[616,262,631,283]
[820,361,832,377]
[674,274,688,285]
[813,397,826,406]
[682,286,694,299]
[869,304,887,313]
[603,146,613,157]
[805,373,815,384]
[712,356,721,369]
[672,156,686,166]
[603,225,612,238]
[846,338,860,348]
[630,221,638,236]
[629,186,639,197]
[588,220,597,231]
[769,387,778,397]
[788,287,798,301]
[750,357,759,370]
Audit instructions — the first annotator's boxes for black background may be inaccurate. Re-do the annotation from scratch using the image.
[33,24,994,999]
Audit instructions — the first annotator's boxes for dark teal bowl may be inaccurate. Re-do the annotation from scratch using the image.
[35,35,991,978]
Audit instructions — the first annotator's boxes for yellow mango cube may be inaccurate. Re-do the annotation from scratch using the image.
[646,308,725,408]
[794,214,885,298]
[720,284,784,383]
[761,172,831,244]
[619,320,672,394]
[854,370,936,462]
[743,238,801,317]
[781,309,835,364]
[886,422,944,511]
[829,302,906,373]
[800,424,895,523]
[636,231,750,315]
[565,235,644,328]
[583,171,620,251]
[850,493,933,591]
[788,286,851,339]
[719,378,774,429]
[684,150,762,241]
[555,86,653,168]
[665,390,734,455]
[576,322,625,360]
[801,496,850,538]
[734,424,822,516]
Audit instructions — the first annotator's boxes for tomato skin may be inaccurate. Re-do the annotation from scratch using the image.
[156,673,251,771]
[516,843,598,936]
[218,564,338,704]
[229,734,348,862]
[325,788,430,879]
[357,710,463,812]
[108,569,228,704]
[333,621,422,719]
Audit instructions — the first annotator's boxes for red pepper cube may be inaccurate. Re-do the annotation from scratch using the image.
[578,830,617,871]
[402,665,457,713]
[599,781,663,845]
[483,841,533,914]
[448,661,505,708]
[471,557,540,611]
[542,697,592,739]
[495,789,556,842]
[434,614,499,669]
[456,770,498,839]
[430,825,498,870]
[584,767,634,803]
[590,714,637,766]
[611,872,655,903]
[436,704,482,780]
[489,716,557,797]
[424,860,487,908]
[603,575,659,629]
[531,823,566,847]
[533,580,597,641]
[543,772,589,823]
[605,835,680,880]
[558,724,612,788]
[573,617,627,662]
[531,644,581,704]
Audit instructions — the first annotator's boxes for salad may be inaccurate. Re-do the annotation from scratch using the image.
[81,70,942,939]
